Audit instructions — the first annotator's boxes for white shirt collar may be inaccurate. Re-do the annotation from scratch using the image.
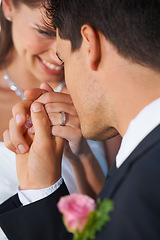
[116,97,160,168]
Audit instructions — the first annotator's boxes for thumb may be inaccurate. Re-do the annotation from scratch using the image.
[31,102,64,158]
[31,102,51,140]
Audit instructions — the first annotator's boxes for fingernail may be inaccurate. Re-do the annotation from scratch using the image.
[15,148,21,154]
[16,114,24,125]
[40,83,45,89]
[18,144,27,154]
[25,117,32,128]
[32,103,42,112]
[28,126,35,134]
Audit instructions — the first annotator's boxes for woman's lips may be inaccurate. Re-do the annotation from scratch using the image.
[42,59,63,71]
[38,57,64,74]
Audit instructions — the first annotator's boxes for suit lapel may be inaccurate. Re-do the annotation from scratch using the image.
[100,124,160,199]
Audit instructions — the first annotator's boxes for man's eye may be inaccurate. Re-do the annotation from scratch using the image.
[37,29,56,37]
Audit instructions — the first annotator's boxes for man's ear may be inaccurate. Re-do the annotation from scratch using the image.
[81,25,101,71]
[2,0,14,21]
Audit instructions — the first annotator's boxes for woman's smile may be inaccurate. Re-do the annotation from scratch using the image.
[37,56,64,74]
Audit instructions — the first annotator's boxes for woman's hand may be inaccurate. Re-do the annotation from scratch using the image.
[3,83,105,196]
[9,83,86,160]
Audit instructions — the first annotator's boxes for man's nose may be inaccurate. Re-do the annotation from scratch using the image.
[48,41,62,64]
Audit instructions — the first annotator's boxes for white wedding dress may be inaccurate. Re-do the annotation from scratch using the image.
[0,140,107,239]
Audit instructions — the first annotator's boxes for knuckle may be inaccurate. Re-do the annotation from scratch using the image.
[44,92,54,102]
[9,117,15,128]
[3,131,14,150]
[45,103,57,113]
[48,113,59,125]
[12,104,19,117]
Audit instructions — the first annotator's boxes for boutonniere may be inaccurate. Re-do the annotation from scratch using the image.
[57,193,113,240]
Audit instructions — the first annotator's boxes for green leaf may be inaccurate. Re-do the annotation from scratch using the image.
[73,198,114,240]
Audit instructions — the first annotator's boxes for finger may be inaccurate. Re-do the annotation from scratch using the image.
[3,129,17,153]
[40,82,53,92]
[35,91,72,105]
[51,125,82,142]
[45,102,77,116]
[31,102,51,140]
[48,112,80,128]
[31,102,64,158]
[28,126,35,135]
[9,118,30,154]
[25,116,32,129]
[24,88,48,100]
[12,99,33,126]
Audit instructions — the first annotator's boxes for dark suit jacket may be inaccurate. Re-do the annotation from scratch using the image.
[0,124,160,240]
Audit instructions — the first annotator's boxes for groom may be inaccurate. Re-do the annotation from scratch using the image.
[0,0,160,239]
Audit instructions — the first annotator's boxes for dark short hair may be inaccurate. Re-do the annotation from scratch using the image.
[46,0,160,71]
[0,0,45,66]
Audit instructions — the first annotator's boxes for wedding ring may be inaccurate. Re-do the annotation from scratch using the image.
[61,111,66,126]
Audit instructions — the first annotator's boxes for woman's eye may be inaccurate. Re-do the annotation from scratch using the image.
[37,29,56,37]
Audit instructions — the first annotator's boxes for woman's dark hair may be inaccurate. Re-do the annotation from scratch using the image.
[0,0,43,65]
[46,0,160,72]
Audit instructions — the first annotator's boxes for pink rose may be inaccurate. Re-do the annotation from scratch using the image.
[57,193,96,233]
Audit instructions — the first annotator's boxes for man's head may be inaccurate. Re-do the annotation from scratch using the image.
[46,0,160,140]
[48,0,160,71]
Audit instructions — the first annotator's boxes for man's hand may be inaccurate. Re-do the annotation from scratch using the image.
[4,102,64,190]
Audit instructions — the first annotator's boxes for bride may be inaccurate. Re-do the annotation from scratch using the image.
[0,0,108,205]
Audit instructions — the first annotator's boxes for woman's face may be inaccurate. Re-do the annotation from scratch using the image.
[10,2,64,83]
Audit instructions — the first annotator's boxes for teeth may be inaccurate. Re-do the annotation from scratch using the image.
[42,59,63,71]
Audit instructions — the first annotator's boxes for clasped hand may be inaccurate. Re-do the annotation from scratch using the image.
[3,83,84,190]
